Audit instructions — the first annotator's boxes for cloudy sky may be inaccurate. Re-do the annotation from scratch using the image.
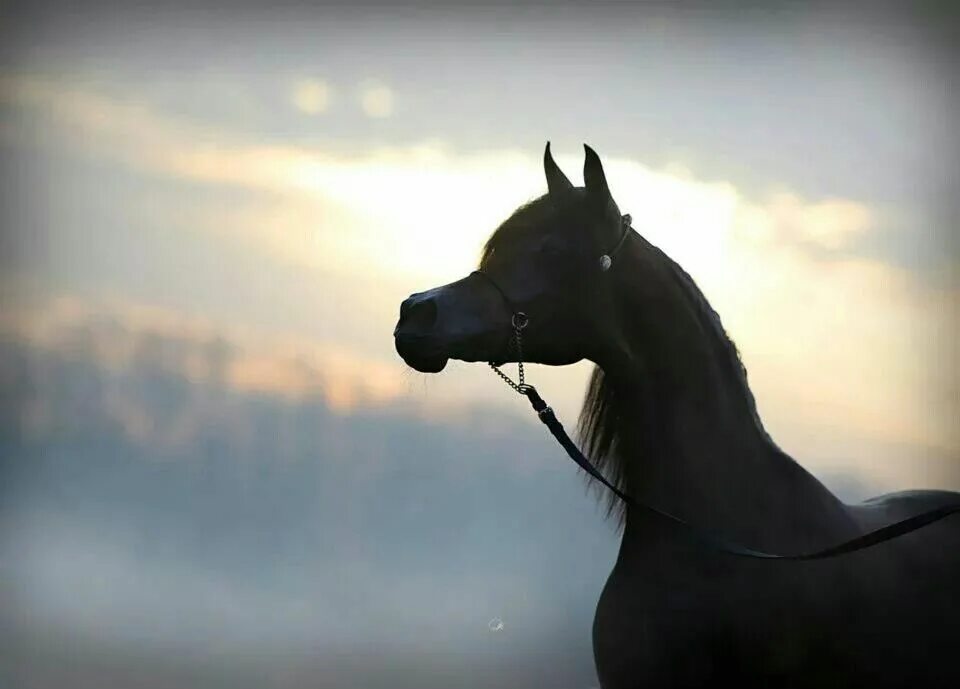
[1,2,958,687]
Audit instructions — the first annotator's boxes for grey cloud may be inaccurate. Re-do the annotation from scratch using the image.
[1,315,617,687]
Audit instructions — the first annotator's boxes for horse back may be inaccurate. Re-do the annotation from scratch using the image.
[850,488,960,525]
[847,487,960,578]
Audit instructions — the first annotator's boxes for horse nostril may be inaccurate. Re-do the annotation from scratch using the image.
[397,295,439,335]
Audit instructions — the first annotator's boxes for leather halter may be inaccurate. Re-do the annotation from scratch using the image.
[471,216,959,560]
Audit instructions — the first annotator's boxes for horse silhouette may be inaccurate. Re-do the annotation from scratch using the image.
[393,143,959,687]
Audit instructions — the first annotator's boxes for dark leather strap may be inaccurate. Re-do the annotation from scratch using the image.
[606,215,632,261]
[522,386,960,560]
[471,270,516,310]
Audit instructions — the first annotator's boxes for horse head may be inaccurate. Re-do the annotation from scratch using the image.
[394,143,631,373]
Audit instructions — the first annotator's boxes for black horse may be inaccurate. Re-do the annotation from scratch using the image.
[393,143,959,688]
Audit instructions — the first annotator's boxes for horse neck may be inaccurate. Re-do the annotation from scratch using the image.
[592,247,854,553]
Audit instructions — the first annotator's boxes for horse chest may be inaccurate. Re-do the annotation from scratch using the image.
[591,563,855,688]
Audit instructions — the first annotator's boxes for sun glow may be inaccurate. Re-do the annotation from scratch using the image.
[2,71,955,490]
[604,160,740,284]
[0,75,745,288]
[279,145,750,289]
[288,147,545,281]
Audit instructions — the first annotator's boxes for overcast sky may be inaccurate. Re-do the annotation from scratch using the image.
[1,2,958,687]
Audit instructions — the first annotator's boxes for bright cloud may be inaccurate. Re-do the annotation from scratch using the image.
[735,191,873,250]
[358,80,394,119]
[2,74,956,490]
[0,76,886,282]
[290,78,331,115]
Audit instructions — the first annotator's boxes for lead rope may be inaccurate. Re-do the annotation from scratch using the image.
[487,314,960,560]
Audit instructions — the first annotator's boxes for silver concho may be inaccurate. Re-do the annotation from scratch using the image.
[599,254,612,272]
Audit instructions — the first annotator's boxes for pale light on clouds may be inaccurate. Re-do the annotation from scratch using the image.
[0,294,408,420]
[734,191,874,251]
[2,74,956,489]
[358,80,394,118]
[719,248,953,451]
[290,78,331,115]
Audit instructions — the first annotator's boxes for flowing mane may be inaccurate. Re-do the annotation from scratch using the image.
[576,243,785,529]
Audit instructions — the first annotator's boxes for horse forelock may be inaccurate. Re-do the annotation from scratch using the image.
[478,194,553,268]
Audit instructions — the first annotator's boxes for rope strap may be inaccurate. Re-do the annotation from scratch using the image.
[521,385,960,560]
[474,264,959,560]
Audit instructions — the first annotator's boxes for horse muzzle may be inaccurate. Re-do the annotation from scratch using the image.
[393,333,450,373]
[394,285,510,372]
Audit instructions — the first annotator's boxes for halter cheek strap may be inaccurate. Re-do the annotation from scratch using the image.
[600,214,631,272]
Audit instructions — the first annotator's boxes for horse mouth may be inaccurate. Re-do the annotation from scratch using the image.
[394,331,510,372]
[402,352,449,373]
[394,335,450,373]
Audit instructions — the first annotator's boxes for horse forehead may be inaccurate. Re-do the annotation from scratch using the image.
[481,199,595,266]
[497,213,584,250]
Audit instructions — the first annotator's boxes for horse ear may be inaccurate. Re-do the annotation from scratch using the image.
[583,144,611,202]
[544,142,574,197]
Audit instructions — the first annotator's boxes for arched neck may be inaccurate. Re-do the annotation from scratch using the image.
[586,242,853,552]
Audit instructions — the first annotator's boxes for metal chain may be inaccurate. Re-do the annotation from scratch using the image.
[488,313,529,395]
